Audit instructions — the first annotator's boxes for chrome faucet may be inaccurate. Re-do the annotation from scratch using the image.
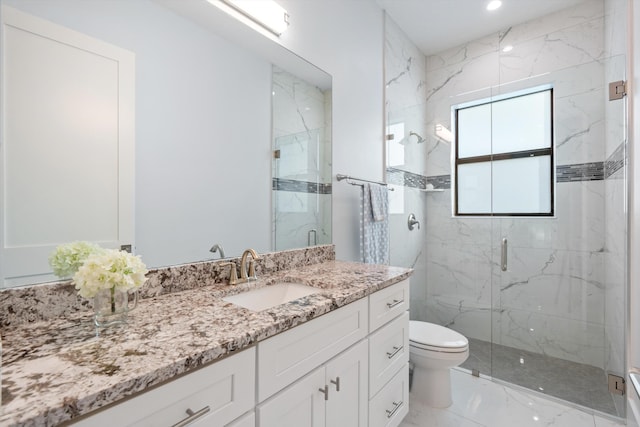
[209,243,225,258]
[240,248,260,281]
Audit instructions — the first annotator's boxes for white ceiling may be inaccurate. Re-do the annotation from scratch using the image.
[376,0,587,56]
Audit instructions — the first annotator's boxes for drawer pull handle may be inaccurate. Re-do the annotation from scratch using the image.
[331,376,341,392]
[171,406,211,427]
[386,299,403,309]
[386,401,403,418]
[319,385,329,401]
[386,345,403,359]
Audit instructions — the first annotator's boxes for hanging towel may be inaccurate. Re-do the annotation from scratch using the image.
[361,183,390,264]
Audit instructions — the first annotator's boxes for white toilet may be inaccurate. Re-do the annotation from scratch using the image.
[409,320,469,408]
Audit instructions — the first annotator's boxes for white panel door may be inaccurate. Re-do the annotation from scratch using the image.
[325,340,368,427]
[257,367,326,427]
[1,6,134,285]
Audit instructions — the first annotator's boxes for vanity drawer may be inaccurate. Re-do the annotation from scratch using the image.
[369,363,409,427]
[369,311,409,397]
[258,298,368,402]
[72,348,255,427]
[369,279,409,332]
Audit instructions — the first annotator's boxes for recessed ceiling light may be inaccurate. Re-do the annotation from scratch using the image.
[502,45,513,52]
[487,0,502,11]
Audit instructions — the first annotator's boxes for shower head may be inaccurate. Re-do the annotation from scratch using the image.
[409,131,425,143]
[396,131,426,145]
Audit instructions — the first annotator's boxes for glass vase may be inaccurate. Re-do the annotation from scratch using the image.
[93,288,138,332]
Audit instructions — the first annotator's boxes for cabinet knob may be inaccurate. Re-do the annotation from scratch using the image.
[330,376,341,392]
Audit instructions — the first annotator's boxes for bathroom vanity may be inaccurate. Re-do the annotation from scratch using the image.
[0,259,411,426]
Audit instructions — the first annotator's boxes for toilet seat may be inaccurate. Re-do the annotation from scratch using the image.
[409,321,468,353]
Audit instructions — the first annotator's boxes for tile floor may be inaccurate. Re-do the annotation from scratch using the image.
[461,338,619,416]
[399,369,625,427]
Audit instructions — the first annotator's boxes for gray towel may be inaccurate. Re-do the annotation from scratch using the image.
[361,183,389,264]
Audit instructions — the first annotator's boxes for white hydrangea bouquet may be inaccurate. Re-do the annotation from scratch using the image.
[48,241,105,279]
[49,242,148,328]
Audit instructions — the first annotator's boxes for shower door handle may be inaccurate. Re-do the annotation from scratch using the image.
[501,238,508,272]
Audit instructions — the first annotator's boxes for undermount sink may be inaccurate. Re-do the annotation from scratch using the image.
[223,282,320,311]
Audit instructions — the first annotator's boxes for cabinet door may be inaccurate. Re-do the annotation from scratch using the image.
[258,368,326,427]
[325,340,368,427]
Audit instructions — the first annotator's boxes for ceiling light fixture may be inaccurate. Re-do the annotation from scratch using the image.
[211,0,290,37]
[486,0,502,11]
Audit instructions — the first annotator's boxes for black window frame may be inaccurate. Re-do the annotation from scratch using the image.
[454,87,555,217]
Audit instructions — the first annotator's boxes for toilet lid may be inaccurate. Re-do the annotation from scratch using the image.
[409,321,468,352]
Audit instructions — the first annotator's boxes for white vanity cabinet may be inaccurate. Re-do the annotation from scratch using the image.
[257,280,410,427]
[71,347,256,427]
[69,279,411,427]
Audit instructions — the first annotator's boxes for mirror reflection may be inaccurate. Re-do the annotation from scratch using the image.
[0,0,332,288]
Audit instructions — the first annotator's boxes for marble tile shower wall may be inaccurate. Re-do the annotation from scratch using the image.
[418,0,621,369]
[272,67,331,250]
[384,15,430,316]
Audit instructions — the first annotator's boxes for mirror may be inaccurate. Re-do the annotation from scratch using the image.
[0,0,332,288]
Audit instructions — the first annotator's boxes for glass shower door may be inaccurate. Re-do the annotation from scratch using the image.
[490,54,627,418]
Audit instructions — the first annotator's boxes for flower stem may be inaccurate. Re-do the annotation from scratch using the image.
[110,286,116,313]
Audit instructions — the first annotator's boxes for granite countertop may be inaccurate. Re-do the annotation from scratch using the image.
[0,260,412,426]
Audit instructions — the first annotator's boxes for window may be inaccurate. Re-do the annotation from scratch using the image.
[454,88,554,216]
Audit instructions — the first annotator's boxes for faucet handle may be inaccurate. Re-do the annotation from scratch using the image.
[248,260,257,280]
[220,262,238,285]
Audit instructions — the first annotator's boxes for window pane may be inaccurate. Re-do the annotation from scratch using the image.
[457,162,492,214]
[492,156,552,214]
[491,90,552,155]
[457,103,491,158]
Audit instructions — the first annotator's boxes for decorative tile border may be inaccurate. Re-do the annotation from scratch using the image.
[272,178,332,194]
[556,162,604,183]
[386,167,428,189]
[0,245,336,327]
[388,160,619,191]
[605,142,626,179]
[426,175,451,189]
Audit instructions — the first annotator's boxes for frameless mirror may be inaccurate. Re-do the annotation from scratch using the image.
[0,0,332,288]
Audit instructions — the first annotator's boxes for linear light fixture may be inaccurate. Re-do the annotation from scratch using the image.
[435,124,453,143]
[215,0,290,36]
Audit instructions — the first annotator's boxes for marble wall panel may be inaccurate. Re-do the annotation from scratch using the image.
[499,17,605,83]
[426,33,498,72]
[498,247,605,324]
[496,307,605,367]
[500,1,604,49]
[425,296,494,343]
[385,16,427,111]
[554,88,606,165]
